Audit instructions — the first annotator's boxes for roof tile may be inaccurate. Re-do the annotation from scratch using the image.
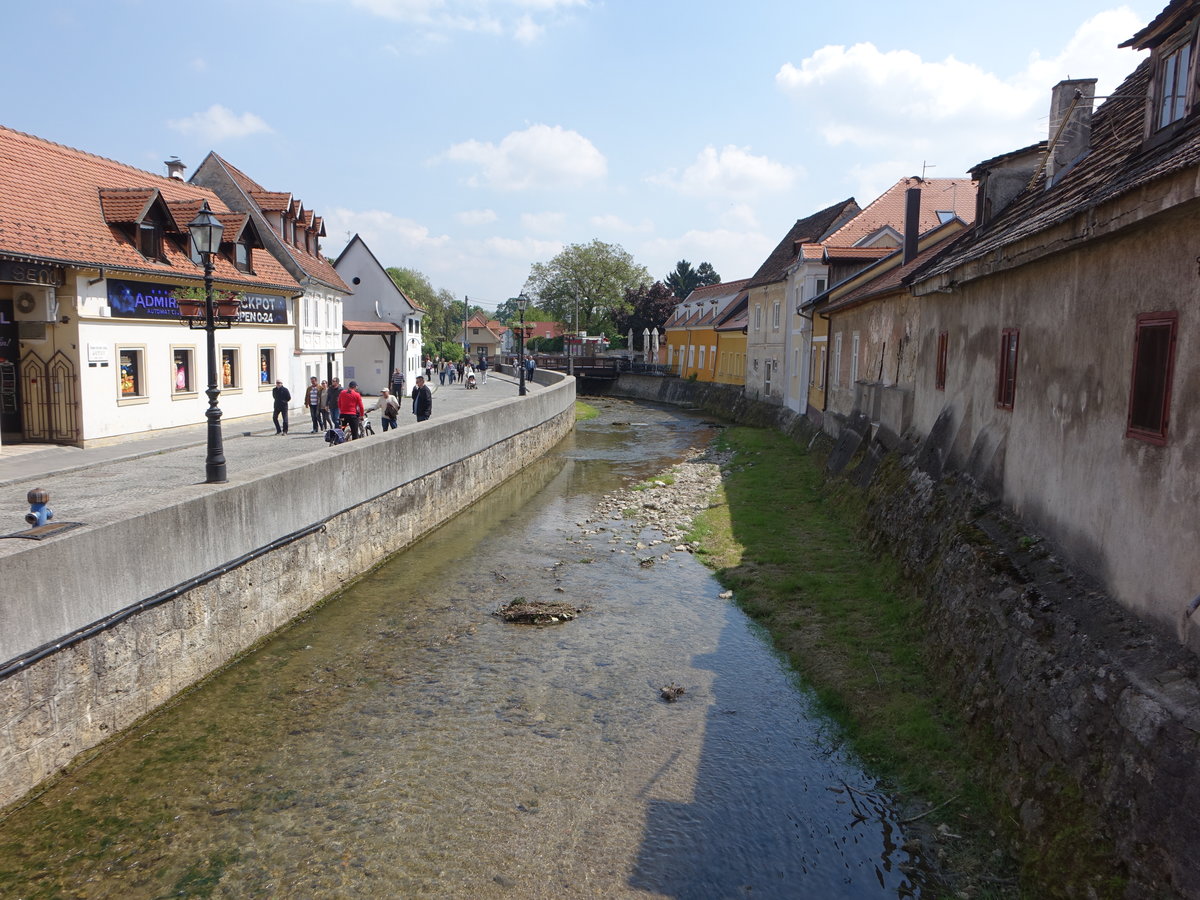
[0,126,298,292]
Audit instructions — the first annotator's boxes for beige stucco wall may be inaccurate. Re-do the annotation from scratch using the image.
[913,210,1200,640]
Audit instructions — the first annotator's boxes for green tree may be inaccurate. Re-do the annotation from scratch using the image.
[615,280,677,340]
[665,259,721,299]
[524,240,650,337]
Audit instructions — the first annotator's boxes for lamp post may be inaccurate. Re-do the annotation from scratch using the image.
[516,292,530,396]
[186,201,228,483]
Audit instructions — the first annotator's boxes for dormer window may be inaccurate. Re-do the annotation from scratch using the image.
[234,241,252,273]
[138,221,163,261]
[1156,39,1192,129]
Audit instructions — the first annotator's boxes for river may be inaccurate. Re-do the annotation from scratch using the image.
[0,398,936,898]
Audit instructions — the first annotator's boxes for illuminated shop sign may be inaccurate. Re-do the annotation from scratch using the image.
[106,280,288,324]
[236,294,289,325]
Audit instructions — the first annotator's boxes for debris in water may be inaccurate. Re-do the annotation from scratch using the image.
[494,598,583,625]
[660,683,685,702]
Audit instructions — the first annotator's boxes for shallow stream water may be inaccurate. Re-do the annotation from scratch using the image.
[0,398,935,898]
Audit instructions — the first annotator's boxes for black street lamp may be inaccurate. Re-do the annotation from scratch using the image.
[516,292,530,396]
[184,201,230,483]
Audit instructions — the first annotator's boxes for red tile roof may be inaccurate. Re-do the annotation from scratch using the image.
[0,125,298,292]
[202,153,351,293]
[822,177,975,248]
[823,246,895,261]
[522,320,563,340]
[98,188,157,224]
[822,220,968,314]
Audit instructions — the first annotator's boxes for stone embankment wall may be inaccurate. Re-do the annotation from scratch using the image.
[601,374,1200,897]
[1,374,575,809]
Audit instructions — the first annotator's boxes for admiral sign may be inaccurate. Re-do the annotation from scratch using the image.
[106,280,289,324]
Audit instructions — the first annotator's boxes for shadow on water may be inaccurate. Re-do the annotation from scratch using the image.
[628,610,920,899]
[0,397,937,898]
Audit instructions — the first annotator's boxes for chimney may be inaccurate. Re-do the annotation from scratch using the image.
[164,157,186,180]
[1045,79,1096,186]
[903,185,921,265]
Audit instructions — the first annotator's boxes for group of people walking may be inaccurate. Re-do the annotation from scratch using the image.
[283,372,435,442]
[272,355,524,442]
[422,356,489,387]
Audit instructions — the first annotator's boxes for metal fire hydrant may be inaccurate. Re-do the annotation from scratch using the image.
[25,488,53,528]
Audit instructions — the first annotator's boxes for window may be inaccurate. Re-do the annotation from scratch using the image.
[1157,40,1192,130]
[137,222,163,261]
[833,333,842,387]
[935,331,948,391]
[710,346,716,370]
[259,347,276,387]
[687,344,695,369]
[996,329,1020,409]
[234,241,252,273]
[772,301,780,329]
[1126,312,1177,444]
[698,346,706,371]
[809,347,818,385]
[171,347,196,395]
[754,305,762,331]
[850,332,861,384]
[815,277,827,295]
[221,347,241,390]
[818,346,826,388]
[118,347,146,399]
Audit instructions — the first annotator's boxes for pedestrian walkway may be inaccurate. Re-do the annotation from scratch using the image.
[0,370,535,534]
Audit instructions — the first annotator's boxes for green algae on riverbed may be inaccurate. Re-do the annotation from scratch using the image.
[686,425,1023,897]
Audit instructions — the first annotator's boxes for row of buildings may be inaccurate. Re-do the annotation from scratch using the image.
[663,0,1200,648]
[0,132,427,448]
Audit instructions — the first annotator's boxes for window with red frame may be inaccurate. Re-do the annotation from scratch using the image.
[996,328,1019,409]
[935,331,948,390]
[1126,311,1177,444]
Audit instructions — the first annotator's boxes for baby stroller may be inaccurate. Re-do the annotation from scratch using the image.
[465,373,477,389]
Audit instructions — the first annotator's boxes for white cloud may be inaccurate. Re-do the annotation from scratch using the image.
[456,208,498,225]
[641,228,776,284]
[443,124,607,191]
[483,235,563,260]
[513,14,543,43]
[649,145,799,198]
[520,211,566,233]
[774,8,1147,173]
[589,213,654,233]
[324,207,451,253]
[167,105,272,141]
[725,203,759,230]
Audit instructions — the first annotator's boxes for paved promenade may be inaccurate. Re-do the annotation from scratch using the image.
[0,370,535,539]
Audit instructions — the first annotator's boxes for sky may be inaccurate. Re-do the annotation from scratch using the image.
[7,0,1162,312]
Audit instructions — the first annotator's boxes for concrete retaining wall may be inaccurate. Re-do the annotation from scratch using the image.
[600,374,1200,897]
[1,374,575,808]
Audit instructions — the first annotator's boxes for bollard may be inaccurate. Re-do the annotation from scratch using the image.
[25,488,53,528]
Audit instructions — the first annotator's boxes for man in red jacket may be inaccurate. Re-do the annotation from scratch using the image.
[338,380,365,439]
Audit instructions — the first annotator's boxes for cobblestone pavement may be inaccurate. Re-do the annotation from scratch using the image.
[0,371,536,543]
